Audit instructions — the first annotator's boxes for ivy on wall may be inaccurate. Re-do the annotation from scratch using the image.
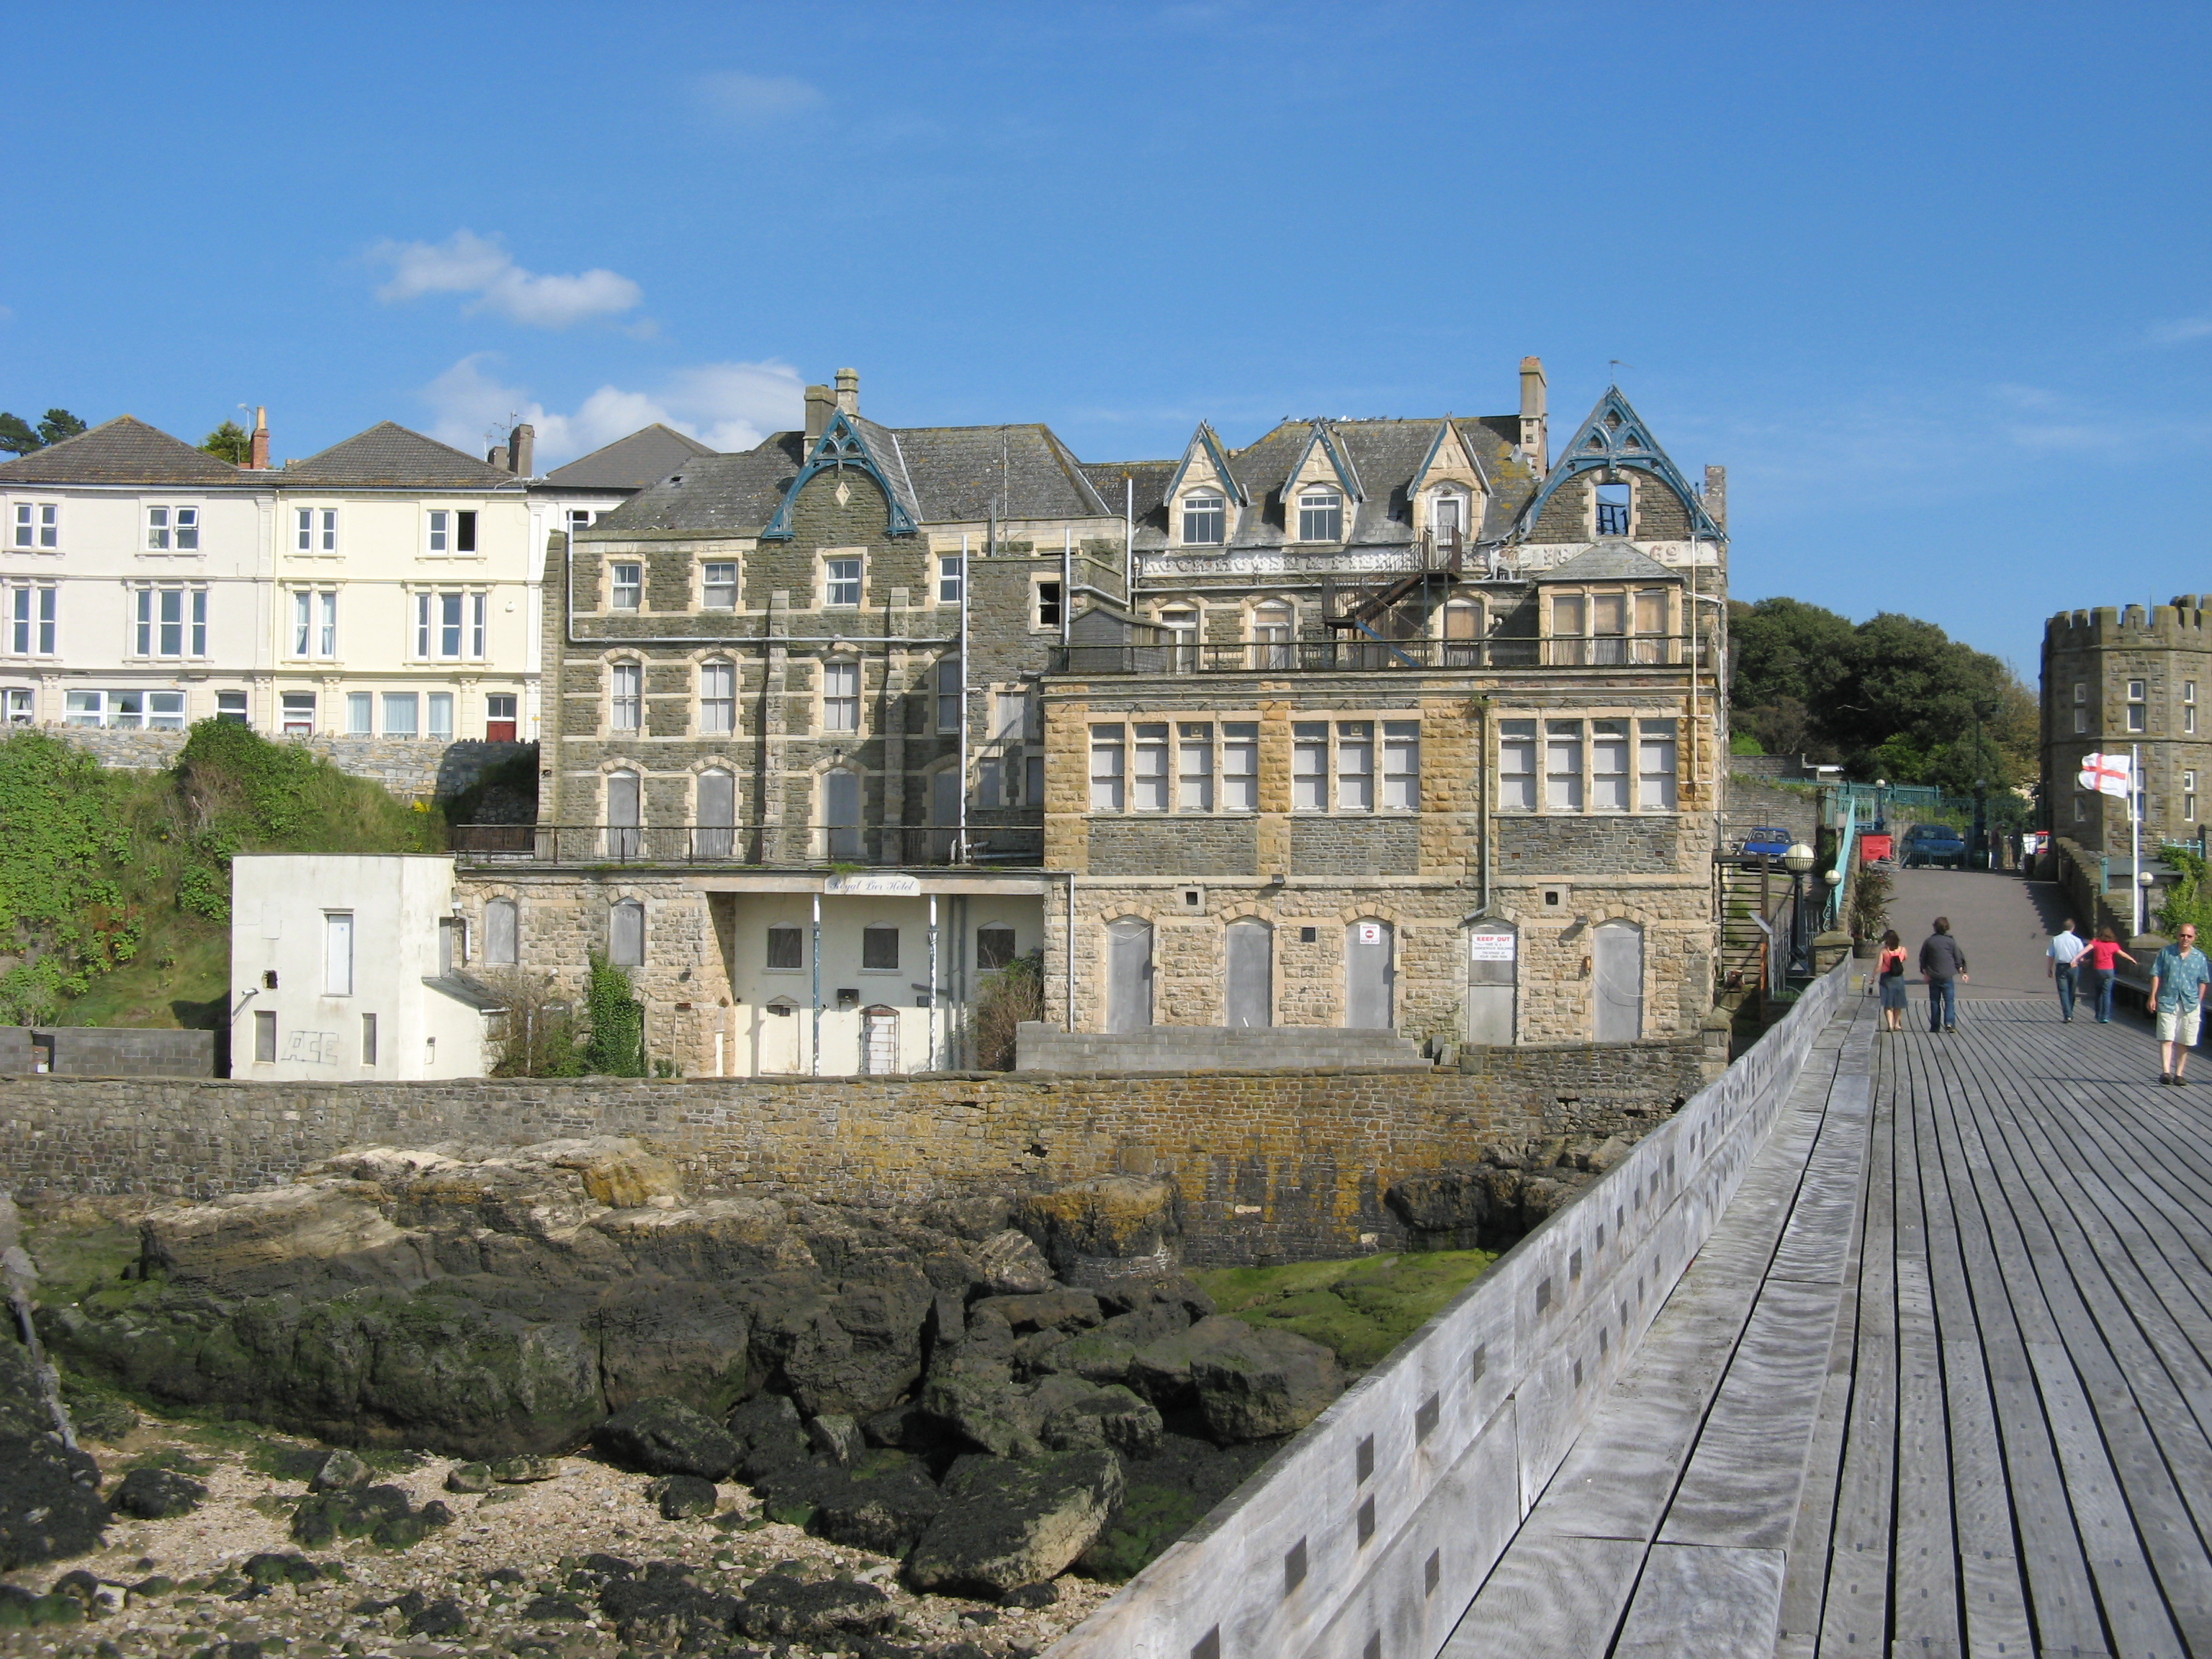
[0,733,138,1023]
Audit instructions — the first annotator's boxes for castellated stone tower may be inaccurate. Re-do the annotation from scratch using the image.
[2042,597,2212,858]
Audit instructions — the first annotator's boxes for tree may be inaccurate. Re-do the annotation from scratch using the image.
[0,408,89,455]
[201,421,251,464]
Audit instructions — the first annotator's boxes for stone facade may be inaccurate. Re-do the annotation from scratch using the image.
[2041,598,2212,856]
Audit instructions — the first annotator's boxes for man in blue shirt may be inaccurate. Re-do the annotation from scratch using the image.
[2149,922,2211,1085]
[2046,918,2085,1023]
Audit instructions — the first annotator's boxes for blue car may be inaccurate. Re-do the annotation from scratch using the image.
[1899,822,1967,869]
[1741,826,1794,857]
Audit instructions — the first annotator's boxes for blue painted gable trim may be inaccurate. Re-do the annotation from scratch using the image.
[1283,420,1364,503]
[760,412,919,540]
[1161,422,1248,508]
[1516,387,1724,541]
[1408,419,1491,498]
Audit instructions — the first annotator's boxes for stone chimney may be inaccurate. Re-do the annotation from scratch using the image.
[1519,357,1548,474]
[805,384,836,441]
[248,406,269,470]
[487,443,509,469]
[835,367,860,416]
[1704,464,1727,531]
[508,423,535,477]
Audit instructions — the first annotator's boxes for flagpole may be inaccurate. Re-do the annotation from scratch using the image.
[2133,742,2144,938]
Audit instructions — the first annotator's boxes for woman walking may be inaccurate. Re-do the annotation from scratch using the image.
[2078,925,2139,1024]
[1876,929,1910,1032]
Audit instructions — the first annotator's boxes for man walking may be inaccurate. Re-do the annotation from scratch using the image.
[2046,918,2086,1022]
[2149,922,2211,1085]
[1920,917,1969,1033]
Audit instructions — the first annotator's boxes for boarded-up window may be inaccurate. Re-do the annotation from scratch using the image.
[610,900,645,967]
[484,899,518,966]
[977,925,1017,971]
[863,925,900,971]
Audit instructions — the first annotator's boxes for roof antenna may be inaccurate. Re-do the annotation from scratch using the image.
[1609,359,1635,384]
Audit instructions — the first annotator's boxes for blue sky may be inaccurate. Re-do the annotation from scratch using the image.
[3,2,2204,673]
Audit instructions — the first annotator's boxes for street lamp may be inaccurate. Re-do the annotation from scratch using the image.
[1784,841,1816,974]
[2138,868,2155,940]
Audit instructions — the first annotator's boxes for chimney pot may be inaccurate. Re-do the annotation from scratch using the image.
[805,384,836,442]
[508,423,535,477]
[1519,356,1549,475]
[835,367,859,416]
[248,405,270,471]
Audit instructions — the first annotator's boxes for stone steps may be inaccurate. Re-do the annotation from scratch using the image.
[1014,1022,1431,1074]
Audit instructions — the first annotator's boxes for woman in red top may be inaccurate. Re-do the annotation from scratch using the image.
[2078,926,2138,1025]
[1876,929,1910,1032]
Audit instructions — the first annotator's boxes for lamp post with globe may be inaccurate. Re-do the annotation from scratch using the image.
[1784,840,1817,976]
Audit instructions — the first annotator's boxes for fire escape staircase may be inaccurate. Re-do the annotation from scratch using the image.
[1323,529,1465,664]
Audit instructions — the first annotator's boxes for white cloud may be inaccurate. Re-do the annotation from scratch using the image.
[420,354,805,466]
[2150,315,2212,346]
[372,230,643,330]
[693,71,824,131]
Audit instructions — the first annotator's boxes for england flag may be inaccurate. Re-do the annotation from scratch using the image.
[2078,752,2133,799]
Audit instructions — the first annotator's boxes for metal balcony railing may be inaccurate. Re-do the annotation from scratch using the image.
[451,823,1044,868]
[1049,635,1688,675]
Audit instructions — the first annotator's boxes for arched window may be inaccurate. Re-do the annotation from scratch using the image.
[610,899,645,967]
[1298,489,1343,543]
[1430,489,1468,552]
[605,770,640,860]
[1225,919,1272,1029]
[609,661,642,732]
[696,768,734,860]
[822,768,861,860]
[1595,480,1632,536]
[1251,600,1295,670]
[1158,603,1199,672]
[1106,917,1154,1032]
[1181,492,1225,546]
[483,898,518,966]
[698,660,734,734]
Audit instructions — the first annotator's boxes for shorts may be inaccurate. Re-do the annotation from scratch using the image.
[2157,1005,2202,1046]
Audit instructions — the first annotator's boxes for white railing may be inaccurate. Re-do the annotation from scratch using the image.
[1047,961,1850,1659]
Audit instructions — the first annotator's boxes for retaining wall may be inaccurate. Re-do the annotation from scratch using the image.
[46,726,532,798]
[0,1039,1711,1264]
[1046,961,1849,1659]
[0,1027,215,1079]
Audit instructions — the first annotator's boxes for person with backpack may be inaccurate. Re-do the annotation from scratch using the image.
[1876,929,1910,1033]
[1919,917,1969,1033]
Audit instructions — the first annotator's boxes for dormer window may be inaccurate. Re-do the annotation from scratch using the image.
[1595,482,1631,537]
[1429,492,1466,552]
[1298,489,1344,543]
[1182,492,1226,546]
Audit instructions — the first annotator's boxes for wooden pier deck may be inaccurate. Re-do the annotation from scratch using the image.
[1442,995,2212,1658]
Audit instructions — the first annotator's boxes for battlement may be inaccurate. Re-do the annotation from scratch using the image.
[2045,597,2212,649]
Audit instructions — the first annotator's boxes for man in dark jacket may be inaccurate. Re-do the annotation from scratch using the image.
[1920,917,1970,1033]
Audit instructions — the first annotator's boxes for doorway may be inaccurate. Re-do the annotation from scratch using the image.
[1593,920,1643,1042]
[861,1006,899,1075]
[1467,922,1516,1046]
[757,999,801,1074]
[1345,919,1395,1028]
[1106,918,1154,1032]
[1225,919,1273,1028]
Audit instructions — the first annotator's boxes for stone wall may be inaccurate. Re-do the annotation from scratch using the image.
[1725,773,1819,850]
[0,1043,1712,1264]
[47,725,532,799]
[0,1026,216,1078]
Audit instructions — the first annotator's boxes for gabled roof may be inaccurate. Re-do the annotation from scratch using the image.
[281,421,520,489]
[1280,420,1366,502]
[1531,539,1681,584]
[0,415,246,485]
[1161,422,1249,507]
[1408,420,1493,499]
[540,424,716,491]
[1516,386,1724,541]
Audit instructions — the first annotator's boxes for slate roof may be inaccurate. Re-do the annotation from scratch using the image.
[1079,461,1177,534]
[1531,540,1681,584]
[281,422,520,489]
[591,421,1115,538]
[0,415,247,486]
[541,424,717,492]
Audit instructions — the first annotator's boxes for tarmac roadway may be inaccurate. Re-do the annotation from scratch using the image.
[1884,864,2085,1003]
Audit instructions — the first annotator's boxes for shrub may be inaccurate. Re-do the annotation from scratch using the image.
[579,952,646,1076]
[482,970,584,1077]
[966,950,1043,1071]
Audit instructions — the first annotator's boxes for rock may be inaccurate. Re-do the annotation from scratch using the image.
[808,1411,863,1465]
[243,1552,321,1586]
[571,1146,683,1210]
[490,1454,559,1483]
[110,1466,207,1519]
[1127,1315,1256,1408]
[1002,1578,1063,1609]
[0,1336,56,1440]
[1190,1326,1342,1443]
[1016,1175,1182,1290]
[443,1462,491,1494]
[138,1181,427,1295]
[1039,1383,1163,1456]
[408,1595,469,1637]
[757,1449,948,1555]
[735,1568,896,1644]
[592,1397,740,1481]
[860,1398,953,1453]
[728,1393,812,1483]
[1585,1134,1634,1174]
[1385,1169,1491,1249]
[590,1279,754,1416]
[973,1290,1102,1335]
[0,1433,107,1569]
[601,1563,744,1649]
[521,1594,586,1622]
[310,1449,370,1491]
[288,1483,449,1550]
[647,1474,719,1520]
[907,1449,1125,1599]
[974,1230,1056,1295]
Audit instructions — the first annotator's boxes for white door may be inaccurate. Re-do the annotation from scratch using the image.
[757,1001,801,1074]
[1467,925,1516,1046]
[1106,919,1154,1033]
[1225,920,1272,1028]
[862,1007,899,1075]
[1593,921,1643,1042]
[1346,920,1395,1029]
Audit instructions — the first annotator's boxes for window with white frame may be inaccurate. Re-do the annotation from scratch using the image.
[4,688,32,724]
[1251,601,1294,668]
[2074,706,2089,734]
[135,586,206,658]
[2188,681,2198,735]
[1292,722,1328,811]
[295,508,337,553]
[283,691,317,736]
[2186,771,2198,824]
[610,662,642,732]
[12,503,58,549]
[699,660,735,733]
[324,912,354,996]
[428,691,454,741]
[145,505,199,551]
[937,655,962,734]
[68,690,185,731]
[1591,720,1631,811]
[8,584,55,656]
[1499,720,1538,811]
[292,590,336,658]
[1089,724,1125,810]
[1223,721,1259,811]
[1177,723,1213,811]
[609,562,642,611]
[1181,492,1225,546]
[1382,721,1419,809]
[823,660,860,732]
[1336,721,1375,809]
[1638,720,1679,810]
[824,556,862,608]
[426,508,477,554]
[1131,723,1169,811]
[938,554,963,605]
[345,691,371,735]
[2074,681,2087,703]
[415,591,486,660]
[1035,581,1063,629]
[701,562,737,610]
[1297,489,1344,543]
[1545,721,1585,811]
[215,691,247,725]
[2127,679,2147,733]
[382,692,418,738]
